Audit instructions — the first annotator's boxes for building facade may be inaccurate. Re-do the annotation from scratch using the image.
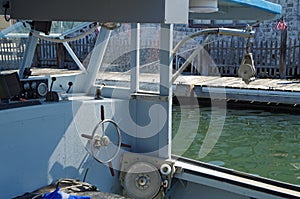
[254,0,298,41]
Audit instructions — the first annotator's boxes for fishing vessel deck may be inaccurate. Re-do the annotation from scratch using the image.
[3,0,300,198]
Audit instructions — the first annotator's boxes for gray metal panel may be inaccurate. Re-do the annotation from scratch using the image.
[8,0,281,22]
[189,0,282,21]
[10,0,165,23]
[5,0,281,22]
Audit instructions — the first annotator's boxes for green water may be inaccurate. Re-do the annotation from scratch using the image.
[172,105,300,185]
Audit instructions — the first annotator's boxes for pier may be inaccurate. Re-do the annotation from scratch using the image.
[174,75,300,105]
[96,71,300,106]
[22,68,300,106]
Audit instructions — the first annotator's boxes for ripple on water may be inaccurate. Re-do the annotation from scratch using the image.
[173,106,300,185]
[208,160,225,167]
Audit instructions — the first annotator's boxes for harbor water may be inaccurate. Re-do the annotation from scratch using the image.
[172,104,300,185]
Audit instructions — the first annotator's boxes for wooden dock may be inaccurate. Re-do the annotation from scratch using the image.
[11,68,300,105]
[174,75,300,105]
[97,71,300,105]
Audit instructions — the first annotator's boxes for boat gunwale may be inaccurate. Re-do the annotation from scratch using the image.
[172,155,300,198]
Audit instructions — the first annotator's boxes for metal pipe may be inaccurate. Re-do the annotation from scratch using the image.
[172,27,255,83]
[172,27,255,55]
[0,22,25,38]
[172,35,211,83]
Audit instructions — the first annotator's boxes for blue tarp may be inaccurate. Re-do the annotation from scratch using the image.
[224,0,281,15]
[42,188,90,199]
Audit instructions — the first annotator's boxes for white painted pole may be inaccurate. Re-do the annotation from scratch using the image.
[130,23,140,93]
[19,33,39,79]
[84,28,111,93]
[159,24,173,159]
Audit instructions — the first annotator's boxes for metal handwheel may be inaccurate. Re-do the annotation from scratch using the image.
[82,119,121,164]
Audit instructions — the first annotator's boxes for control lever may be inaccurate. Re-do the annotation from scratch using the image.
[95,83,105,99]
[45,77,59,102]
[66,82,73,93]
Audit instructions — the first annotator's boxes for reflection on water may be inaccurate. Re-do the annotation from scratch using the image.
[172,105,300,185]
